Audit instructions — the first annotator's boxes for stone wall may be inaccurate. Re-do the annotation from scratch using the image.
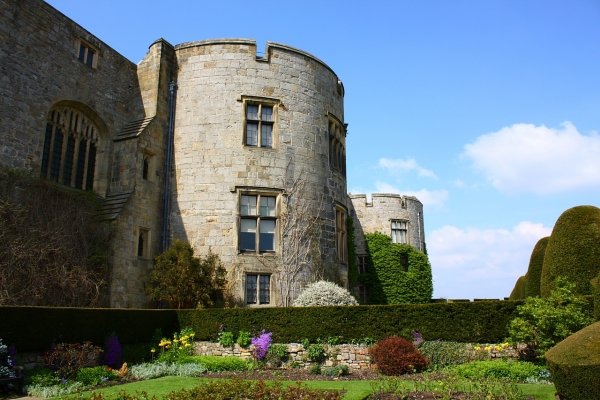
[193,341,372,370]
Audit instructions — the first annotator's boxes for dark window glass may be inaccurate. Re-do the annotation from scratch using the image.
[259,275,270,304]
[75,140,86,189]
[63,135,75,185]
[41,124,52,177]
[50,128,63,180]
[86,142,96,190]
[246,274,258,304]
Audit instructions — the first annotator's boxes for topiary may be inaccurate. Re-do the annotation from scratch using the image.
[592,273,600,322]
[364,233,433,304]
[524,236,549,298]
[369,336,428,375]
[509,275,528,300]
[545,321,600,400]
[540,205,600,297]
[292,281,358,306]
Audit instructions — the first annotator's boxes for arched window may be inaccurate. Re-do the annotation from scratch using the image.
[40,107,99,191]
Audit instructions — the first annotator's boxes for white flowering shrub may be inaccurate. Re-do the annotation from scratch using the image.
[293,281,358,306]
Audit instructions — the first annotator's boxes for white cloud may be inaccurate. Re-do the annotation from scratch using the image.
[428,222,552,299]
[378,157,437,179]
[463,122,600,194]
[374,181,449,208]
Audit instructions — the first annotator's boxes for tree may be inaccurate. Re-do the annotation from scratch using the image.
[147,240,226,308]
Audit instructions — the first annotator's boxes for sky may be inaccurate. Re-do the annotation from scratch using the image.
[45,0,600,300]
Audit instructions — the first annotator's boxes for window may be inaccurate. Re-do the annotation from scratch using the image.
[142,156,151,180]
[41,107,99,191]
[245,103,274,148]
[239,194,277,253]
[357,284,368,304]
[335,206,347,262]
[246,274,270,304]
[358,255,369,274]
[328,117,346,176]
[137,228,150,258]
[77,40,97,68]
[391,220,408,244]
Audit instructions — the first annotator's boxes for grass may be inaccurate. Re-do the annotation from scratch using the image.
[62,376,556,400]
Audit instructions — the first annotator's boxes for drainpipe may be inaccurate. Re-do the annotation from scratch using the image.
[161,81,177,252]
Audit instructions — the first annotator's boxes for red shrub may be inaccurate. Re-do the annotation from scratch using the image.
[369,336,428,375]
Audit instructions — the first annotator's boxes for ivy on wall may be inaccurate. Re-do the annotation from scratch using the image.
[346,216,358,286]
[364,232,433,304]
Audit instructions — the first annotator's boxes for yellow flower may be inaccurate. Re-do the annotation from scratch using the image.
[150,348,156,353]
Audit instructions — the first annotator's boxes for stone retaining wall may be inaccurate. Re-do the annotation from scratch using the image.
[193,341,372,369]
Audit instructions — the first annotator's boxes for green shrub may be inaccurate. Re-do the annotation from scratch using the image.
[370,336,428,375]
[419,341,483,370]
[507,277,593,359]
[24,366,60,387]
[450,360,550,383]
[157,327,195,364]
[236,331,251,348]
[75,366,115,386]
[293,281,358,306]
[321,364,349,377]
[182,355,252,372]
[592,272,600,321]
[541,205,600,297]
[364,233,432,304]
[129,362,206,380]
[309,364,322,375]
[266,343,288,366]
[217,331,234,347]
[26,381,84,398]
[546,321,600,400]
[306,343,327,364]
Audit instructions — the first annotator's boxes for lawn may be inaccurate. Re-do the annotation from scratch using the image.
[69,376,557,400]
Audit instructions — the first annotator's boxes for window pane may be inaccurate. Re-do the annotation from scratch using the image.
[78,44,86,62]
[261,124,272,148]
[259,275,270,304]
[240,195,257,216]
[259,220,275,251]
[240,218,257,251]
[259,196,276,217]
[246,122,258,146]
[261,106,273,122]
[246,104,259,120]
[86,49,95,67]
[50,128,63,180]
[246,274,258,304]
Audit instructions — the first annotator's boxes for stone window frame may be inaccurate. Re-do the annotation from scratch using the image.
[391,219,409,244]
[137,227,150,259]
[328,114,346,176]
[245,273,271,305]
[40,106,99,191]
[76,39,98,68]
[141,151,155,181]
[237,188,282,255]
[240,96,280,149]
[335,204,347,263]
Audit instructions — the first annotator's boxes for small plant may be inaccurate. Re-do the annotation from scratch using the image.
[322,364,349,377]
[309,363,322,375]
[24,366,60,387]
[0,339,16,379]
[251,331,272,361]
[217,331,234,348]
[182,355,252,372]
[306,343,327,364]
[157,327,195,364]
[75,366,115,386]
[129,362,206,380]
[324,336,343,345]
[450,360,551,383]
[265,343,288,367]
[370,336,428,375]
[43,342,103,378]
[419,340,485,370]
[236,331,251,348]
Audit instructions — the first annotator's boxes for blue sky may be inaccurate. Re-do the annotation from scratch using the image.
[46,0,600,299]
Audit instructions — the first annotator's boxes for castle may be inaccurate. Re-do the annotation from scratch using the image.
[0,0,425,308]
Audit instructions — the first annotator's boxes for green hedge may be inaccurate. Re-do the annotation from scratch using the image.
[0,306,179,352]
[178,301,522,343]
[1,301,527,352]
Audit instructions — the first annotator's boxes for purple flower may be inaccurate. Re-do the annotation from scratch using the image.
[251,331,272,360]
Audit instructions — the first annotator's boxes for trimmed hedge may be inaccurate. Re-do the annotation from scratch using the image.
[178,301,522,343]
[1,301,533,352]
[0,306,179,352]
[592,272,600,321]
[525,236,549,298]
[546,321,600,400]
[509,275,527,300]
[541,205,600,297]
